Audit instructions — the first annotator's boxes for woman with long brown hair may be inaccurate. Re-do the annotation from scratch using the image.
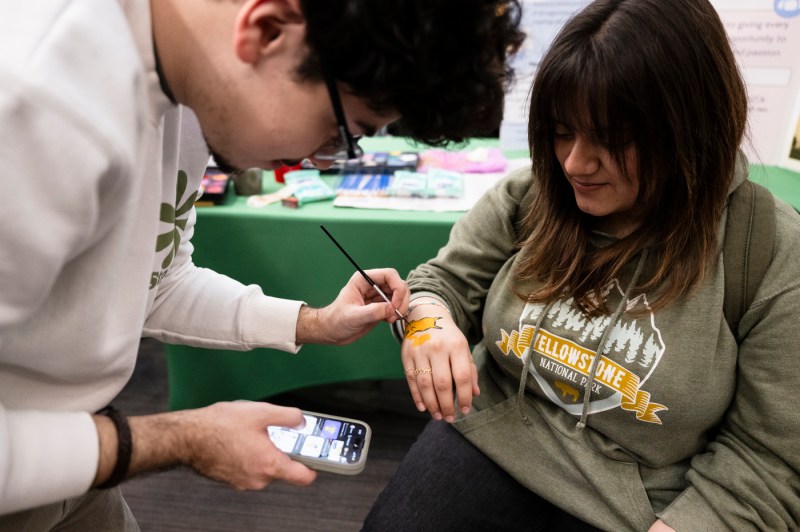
[363,0,800,530]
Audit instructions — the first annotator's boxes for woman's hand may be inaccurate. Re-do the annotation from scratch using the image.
[401,299,479,422]
[648,519,676,532]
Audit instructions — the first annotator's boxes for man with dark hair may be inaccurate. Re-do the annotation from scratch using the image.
[0,0,522,528]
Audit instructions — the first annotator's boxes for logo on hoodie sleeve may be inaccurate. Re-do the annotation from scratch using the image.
[150,170,198,289]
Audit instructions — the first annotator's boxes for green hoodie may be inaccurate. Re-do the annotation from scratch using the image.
[405,158,800,530]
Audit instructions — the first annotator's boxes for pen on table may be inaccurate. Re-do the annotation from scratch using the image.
[319,225,407,323]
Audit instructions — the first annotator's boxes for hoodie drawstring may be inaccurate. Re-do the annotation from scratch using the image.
[516,300,556,424]
[576,248,649,430]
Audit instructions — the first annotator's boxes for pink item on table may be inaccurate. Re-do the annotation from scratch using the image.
[418,147,507,173]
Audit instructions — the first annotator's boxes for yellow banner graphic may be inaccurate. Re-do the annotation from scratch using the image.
[497,326,667,424]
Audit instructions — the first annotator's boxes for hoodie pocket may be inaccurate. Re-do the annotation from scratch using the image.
[454,397,657,531]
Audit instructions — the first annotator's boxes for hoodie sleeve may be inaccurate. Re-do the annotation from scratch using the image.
[142,108,304,353]
[142,209,304,353]
[0,409,98,515]
[405,167,535,341]
[660,201,800,530]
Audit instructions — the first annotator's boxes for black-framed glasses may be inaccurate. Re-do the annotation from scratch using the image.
[314,67,364,161]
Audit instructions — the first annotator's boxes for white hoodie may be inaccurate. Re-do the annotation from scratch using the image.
[0,0,303,514]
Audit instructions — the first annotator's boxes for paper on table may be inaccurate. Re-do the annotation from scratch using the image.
[332,158,530,212]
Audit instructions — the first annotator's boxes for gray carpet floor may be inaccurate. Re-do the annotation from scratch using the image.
[116,338,428,531]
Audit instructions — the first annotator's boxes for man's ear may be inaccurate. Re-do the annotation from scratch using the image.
[233,0,305,65]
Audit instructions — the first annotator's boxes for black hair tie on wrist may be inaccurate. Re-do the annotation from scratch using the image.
[96,405,132,489]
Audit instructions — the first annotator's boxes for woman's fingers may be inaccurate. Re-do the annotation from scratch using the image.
[430,355,457,421]
[412,354,443,420]
[451,353,476,415]
[402,360,427,413]
[471,358,480,397]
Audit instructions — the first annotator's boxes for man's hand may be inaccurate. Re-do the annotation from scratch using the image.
[296,268,409,345]
[93,401,317,490]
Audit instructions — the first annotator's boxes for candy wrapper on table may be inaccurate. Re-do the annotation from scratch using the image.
[283,169,336,205]
[387,169,464,198]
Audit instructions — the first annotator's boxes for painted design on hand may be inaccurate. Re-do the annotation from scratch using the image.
[404,316,443,338]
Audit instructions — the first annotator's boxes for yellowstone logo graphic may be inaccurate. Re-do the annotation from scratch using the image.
[496,280,668,424]
[150,170,198,289]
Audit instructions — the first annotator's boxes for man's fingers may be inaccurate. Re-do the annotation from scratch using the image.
[279,460,318,486]
[362,269,409,302]
[259,404,305,430]
[362,267,401,286]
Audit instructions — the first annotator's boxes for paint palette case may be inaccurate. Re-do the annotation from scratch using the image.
[198,168,231,205]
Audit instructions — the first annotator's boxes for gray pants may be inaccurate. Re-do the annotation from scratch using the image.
[0,487,138,531]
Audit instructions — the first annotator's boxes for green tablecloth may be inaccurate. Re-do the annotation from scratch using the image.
[165,139,800,410]
[749,164,800,210]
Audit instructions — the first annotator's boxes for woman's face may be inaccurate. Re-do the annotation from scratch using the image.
[554,122,641,237]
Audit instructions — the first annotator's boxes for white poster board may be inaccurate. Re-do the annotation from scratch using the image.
[712,0,800,169]
[499,0,591,153]
[500,0,800,170]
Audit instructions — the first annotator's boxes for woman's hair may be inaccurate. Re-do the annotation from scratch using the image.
[516,0,747,315]
[296,0,525,146]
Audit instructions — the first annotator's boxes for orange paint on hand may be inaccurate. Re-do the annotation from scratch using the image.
[411,333,431,347]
